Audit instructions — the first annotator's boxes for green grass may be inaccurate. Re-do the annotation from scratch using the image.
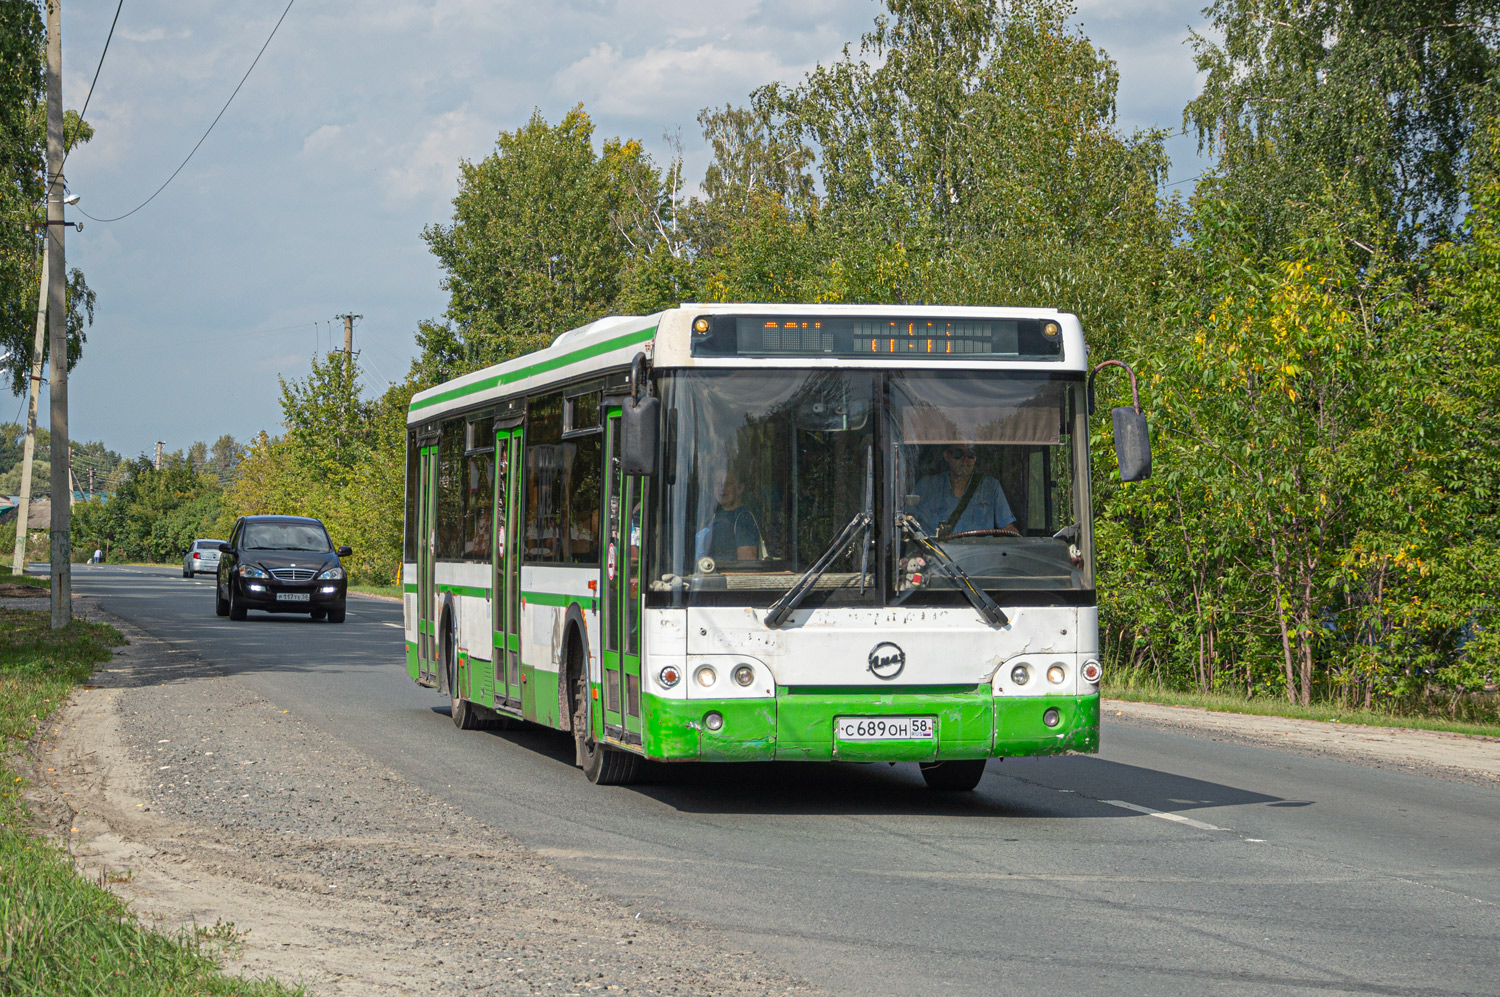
[348,584,402,599]
[1104,685,1500,739]
[0,607,303,996]
[0,572,49,590]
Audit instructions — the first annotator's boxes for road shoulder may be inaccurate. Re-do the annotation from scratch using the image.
[23,599,808,996]
[1106,698,1500,787]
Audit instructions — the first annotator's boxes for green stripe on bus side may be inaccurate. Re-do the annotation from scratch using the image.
[521,590,598,611]
[409,326,657,412]
[437,583,489,598]
[403,583,418,593]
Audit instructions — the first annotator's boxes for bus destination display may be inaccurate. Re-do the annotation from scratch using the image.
[689,314,1064,360]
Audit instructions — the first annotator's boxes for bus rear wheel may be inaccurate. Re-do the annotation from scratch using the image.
[919,759,987,791]
[570,649,639,786]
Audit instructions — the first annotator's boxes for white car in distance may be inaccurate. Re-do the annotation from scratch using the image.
[183,538,226,578]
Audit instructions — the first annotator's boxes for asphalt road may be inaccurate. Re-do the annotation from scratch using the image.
[67,563,1500,996]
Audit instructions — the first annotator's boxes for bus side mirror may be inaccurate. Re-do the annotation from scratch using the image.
[1111,407,1151,482]
[621,396,659,475]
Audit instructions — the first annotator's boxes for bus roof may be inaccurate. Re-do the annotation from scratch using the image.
[407,304,1086,425]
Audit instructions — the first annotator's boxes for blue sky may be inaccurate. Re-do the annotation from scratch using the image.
[49,0,1212,460]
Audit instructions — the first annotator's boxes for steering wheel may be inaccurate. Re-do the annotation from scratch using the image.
[939,528,1019,541]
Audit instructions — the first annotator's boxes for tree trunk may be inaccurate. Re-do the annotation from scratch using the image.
[1269,541,1298,704]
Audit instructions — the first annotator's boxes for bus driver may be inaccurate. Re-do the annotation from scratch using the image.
[913,444,1020,538]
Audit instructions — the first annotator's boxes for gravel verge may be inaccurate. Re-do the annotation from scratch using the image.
[20,598,810,996]
[1106,698,1500,787]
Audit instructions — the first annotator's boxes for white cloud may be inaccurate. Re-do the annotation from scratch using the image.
[558,42,805,119]
[379,108,494,208]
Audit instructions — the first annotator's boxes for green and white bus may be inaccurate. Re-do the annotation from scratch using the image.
[403,304,1149,789]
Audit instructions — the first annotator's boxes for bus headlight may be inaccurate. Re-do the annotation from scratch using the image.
[1081,659,1102,684]
[1010,664,1030,686]
[1047,663,1066,685]
[732,664,755,687]
[658,665,681,688]
[694,665,717,688]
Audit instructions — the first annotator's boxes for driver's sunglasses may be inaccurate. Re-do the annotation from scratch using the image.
[946,447,977,459]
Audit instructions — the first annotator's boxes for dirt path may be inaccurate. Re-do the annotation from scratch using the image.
[21,600,808,996]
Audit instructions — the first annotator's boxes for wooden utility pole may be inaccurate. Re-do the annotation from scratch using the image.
[11,240,49,575]
[336,312,361,374]
[45,0,71,628]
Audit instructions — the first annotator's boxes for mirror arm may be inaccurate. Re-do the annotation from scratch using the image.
[1087,359,1142,416]
[630,352,650,403]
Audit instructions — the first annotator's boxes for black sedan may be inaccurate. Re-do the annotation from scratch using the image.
[215,515,351,622]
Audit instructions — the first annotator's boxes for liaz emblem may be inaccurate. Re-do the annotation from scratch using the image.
[868,641,906,680]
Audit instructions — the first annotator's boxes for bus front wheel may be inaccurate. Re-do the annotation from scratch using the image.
[570,647,639,786]
[446,626,478,731]
[919,759,987,792]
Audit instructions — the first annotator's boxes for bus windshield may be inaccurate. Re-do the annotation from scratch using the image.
[890,371,1090,599]
[655,369,1091,608]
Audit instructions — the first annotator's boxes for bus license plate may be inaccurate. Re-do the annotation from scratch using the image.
[835,716,936,741]
[275,592,310,602]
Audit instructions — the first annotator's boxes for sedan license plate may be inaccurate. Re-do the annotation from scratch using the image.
[275,592,310,603]
[835,716,936,741]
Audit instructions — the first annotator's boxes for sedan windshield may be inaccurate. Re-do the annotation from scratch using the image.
[242,523,332,552]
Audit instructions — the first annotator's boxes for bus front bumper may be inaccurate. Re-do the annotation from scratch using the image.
[641,690,1100,762]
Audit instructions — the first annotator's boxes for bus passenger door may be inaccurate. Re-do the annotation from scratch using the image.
[494,427,523,709]
[601,409,644,745]
[416,442,439,687]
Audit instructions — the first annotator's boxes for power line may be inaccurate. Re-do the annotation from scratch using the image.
[76,0,296,224]
[57,0,125,181]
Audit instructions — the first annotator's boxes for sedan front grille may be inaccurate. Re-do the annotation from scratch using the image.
[268,567,316,581]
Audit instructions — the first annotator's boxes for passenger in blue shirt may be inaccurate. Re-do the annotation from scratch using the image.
[696,468,762,561]
[913,445,1020,537]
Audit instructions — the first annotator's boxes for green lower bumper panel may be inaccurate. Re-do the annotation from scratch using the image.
[993,694,1100,756]
[641,690,1100,763]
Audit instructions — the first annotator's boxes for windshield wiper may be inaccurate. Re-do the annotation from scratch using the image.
[897,514,1009,627]
[764,510,871,628]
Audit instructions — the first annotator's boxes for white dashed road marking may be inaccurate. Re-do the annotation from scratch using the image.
[1102,799,1229,832]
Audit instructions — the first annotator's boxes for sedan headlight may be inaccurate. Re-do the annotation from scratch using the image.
[318,566,345,580]
[239,565,268,578]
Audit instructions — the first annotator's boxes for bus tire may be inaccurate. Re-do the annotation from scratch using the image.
[919,759,987,791]
[446,623,477,731]
[569,635,639,786]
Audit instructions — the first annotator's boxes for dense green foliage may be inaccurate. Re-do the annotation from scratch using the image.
[231,0,1500,720]
[63,437,241,563]
[0,607,302,996]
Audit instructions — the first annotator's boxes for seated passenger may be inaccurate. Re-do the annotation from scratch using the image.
[913,445,1019,537]
[697,468,761,561]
